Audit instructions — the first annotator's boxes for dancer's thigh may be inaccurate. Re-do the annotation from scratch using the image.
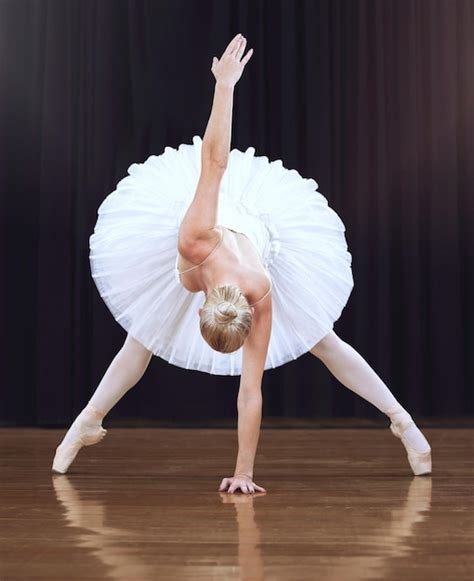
[309,329,341,359]
[121,333,153,364]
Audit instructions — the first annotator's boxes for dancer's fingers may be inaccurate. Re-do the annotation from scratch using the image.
[240,48,254,67]
[252,483,266,492]
[218,478,230,491]
[228,483,237,493]
[229,36,243,58]
[235,36,247,60]
[222,33,242,58]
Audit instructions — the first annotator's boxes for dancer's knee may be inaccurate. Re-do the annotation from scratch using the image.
[309,329,342,360]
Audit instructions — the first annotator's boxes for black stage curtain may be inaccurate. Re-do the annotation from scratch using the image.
[1,0,472,426]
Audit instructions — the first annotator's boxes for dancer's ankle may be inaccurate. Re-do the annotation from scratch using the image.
[83,403,106,422]
[384,402,404,416]
[384,403,412,426]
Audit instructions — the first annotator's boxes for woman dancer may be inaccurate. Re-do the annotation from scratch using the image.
[52,34,431,491]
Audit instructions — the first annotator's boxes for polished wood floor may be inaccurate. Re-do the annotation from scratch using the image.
[1,424,473,580]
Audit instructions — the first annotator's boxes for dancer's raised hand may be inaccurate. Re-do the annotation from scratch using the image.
[211,33,253,87]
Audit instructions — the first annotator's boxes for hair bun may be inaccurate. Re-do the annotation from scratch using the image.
[216,301,238,324]
[199,284,252,353]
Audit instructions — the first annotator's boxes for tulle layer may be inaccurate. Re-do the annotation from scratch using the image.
[89,136,354,375]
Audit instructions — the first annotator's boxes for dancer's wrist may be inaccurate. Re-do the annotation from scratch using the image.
[215,80,235,91]
[233,471,253,480]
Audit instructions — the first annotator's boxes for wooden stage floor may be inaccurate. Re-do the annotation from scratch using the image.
[1,423,473,580]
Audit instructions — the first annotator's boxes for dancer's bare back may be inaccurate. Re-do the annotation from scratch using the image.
[177,225,271,308]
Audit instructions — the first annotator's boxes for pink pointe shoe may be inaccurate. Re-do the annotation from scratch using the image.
[387,406,432,476]
[52,404,107,474]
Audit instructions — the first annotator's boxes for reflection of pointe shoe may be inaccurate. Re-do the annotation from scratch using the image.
[389,416,432,476]
[52,404,107,474]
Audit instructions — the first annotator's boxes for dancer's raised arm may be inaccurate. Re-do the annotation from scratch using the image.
[202,33,253,165]
[179,34,253,243]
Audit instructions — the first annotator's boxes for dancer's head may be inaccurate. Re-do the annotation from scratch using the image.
[199,283,253,353]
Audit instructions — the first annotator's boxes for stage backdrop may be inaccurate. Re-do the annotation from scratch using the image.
[0,0,472,426]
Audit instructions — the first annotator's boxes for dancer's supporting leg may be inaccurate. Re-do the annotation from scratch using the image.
[52,333,153,473]
[309,330,431,460]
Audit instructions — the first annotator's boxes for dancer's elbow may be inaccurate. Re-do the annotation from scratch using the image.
[202,150,228,171]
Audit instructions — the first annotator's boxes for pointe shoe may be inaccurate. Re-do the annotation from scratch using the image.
[389,414,432,476]
[52,404,108,474]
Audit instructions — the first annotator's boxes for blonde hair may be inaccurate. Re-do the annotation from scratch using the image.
[199,284,253,353]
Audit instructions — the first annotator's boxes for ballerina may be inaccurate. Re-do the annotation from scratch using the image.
[52,33,431,490]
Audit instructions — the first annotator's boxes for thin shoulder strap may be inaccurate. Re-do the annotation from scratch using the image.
[249,276,273,308]
[178,226,224,274]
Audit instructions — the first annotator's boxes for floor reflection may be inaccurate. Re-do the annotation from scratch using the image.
[52,474,432,580]
[305,477,432,580]
[52,475,144,578]
[218,491,266,580]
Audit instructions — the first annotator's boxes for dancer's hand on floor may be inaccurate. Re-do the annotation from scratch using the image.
[211,33,253,87]
[218,474,267,494]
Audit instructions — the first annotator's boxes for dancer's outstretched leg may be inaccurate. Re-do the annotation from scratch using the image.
[309,330,431,475]
[52,333,153,473]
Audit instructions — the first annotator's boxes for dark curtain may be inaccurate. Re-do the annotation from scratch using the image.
[1,0,472,426]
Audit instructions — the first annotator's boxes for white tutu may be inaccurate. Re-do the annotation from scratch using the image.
[89,135,354,376]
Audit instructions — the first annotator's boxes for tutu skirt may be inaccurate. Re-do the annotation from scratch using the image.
[89,136,354,375]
